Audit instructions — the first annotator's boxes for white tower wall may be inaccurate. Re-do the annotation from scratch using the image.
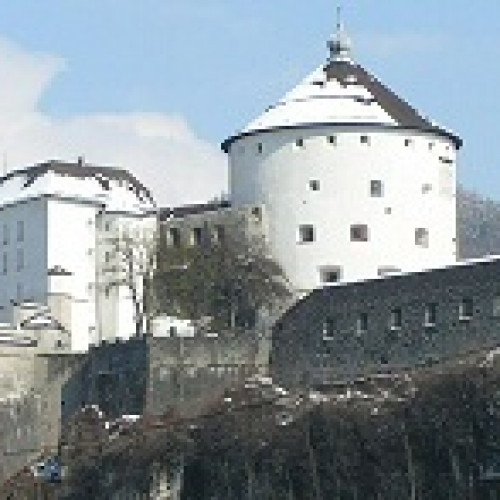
[229,127,457,292]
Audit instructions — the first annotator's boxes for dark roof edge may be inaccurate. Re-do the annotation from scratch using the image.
[221,122,462,153]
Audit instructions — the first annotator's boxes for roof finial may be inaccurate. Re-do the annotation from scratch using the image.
[328,4,352,63]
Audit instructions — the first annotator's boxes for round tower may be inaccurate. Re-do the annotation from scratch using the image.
[222,21,462,294]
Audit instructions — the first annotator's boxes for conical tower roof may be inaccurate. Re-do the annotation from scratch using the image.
[222,21,461,152]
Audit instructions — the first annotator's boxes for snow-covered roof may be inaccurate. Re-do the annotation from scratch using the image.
[0,160,156,212]
[222,27,462,152]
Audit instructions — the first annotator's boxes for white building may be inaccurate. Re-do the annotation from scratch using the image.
[0,159,157,352]
[223,23,462,293]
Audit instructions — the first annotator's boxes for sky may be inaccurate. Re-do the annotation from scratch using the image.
[0,0,497,205]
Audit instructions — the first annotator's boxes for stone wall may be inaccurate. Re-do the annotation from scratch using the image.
[0,392,42,482]
[60,331,265,425]
[271,257,500,387]
[147,331,261,417]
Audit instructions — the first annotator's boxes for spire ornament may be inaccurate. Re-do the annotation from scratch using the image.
[328,5,352,62]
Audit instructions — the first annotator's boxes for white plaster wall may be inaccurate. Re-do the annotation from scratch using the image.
[0,198,48,322]
[46,199,99,351]
[229,127,457,292]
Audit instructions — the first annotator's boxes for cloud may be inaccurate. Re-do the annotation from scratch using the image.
[357,33,450,59]
[0,37,227,207]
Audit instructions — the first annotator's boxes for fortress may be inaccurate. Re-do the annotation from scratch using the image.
[0,16,499,481]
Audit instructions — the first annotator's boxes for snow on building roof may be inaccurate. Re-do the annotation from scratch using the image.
[0,159,156,211]
[222,24,462,152]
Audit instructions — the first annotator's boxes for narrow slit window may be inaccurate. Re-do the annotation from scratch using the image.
[370,180,383,197]
[415,228,429,248]
[191,227,203,246]
[357,313,368,334]
[16,221,24,242]
[323,318,336,340]
[168,228,181,247]
[424,303,437,327]
[459,298,473,321]
[390,308,402,330]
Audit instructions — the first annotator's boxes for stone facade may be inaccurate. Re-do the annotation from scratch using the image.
[61,330,267,425]
[271,256,500,387]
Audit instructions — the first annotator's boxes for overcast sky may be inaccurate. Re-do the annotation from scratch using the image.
[0,1,497,205]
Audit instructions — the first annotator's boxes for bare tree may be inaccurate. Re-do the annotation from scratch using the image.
[101,219,158,336]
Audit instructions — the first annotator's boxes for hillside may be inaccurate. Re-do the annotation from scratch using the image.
[458,187,500,258]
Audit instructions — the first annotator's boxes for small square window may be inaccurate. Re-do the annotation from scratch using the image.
[415,228,429,248]
[299,225,315,243]
[357,313,368,334]
[309,180,320,191]
[384,207,392,215]
[370,180,383,197]
[424,303,437,327]
[320,266,341,284]
[422,183,432,194]
[459,298,473,321]
[390,308,402,330]
[350,224,368,242]
[295,138,304,148]
[327,135,337,146]
[360,135,370,145]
